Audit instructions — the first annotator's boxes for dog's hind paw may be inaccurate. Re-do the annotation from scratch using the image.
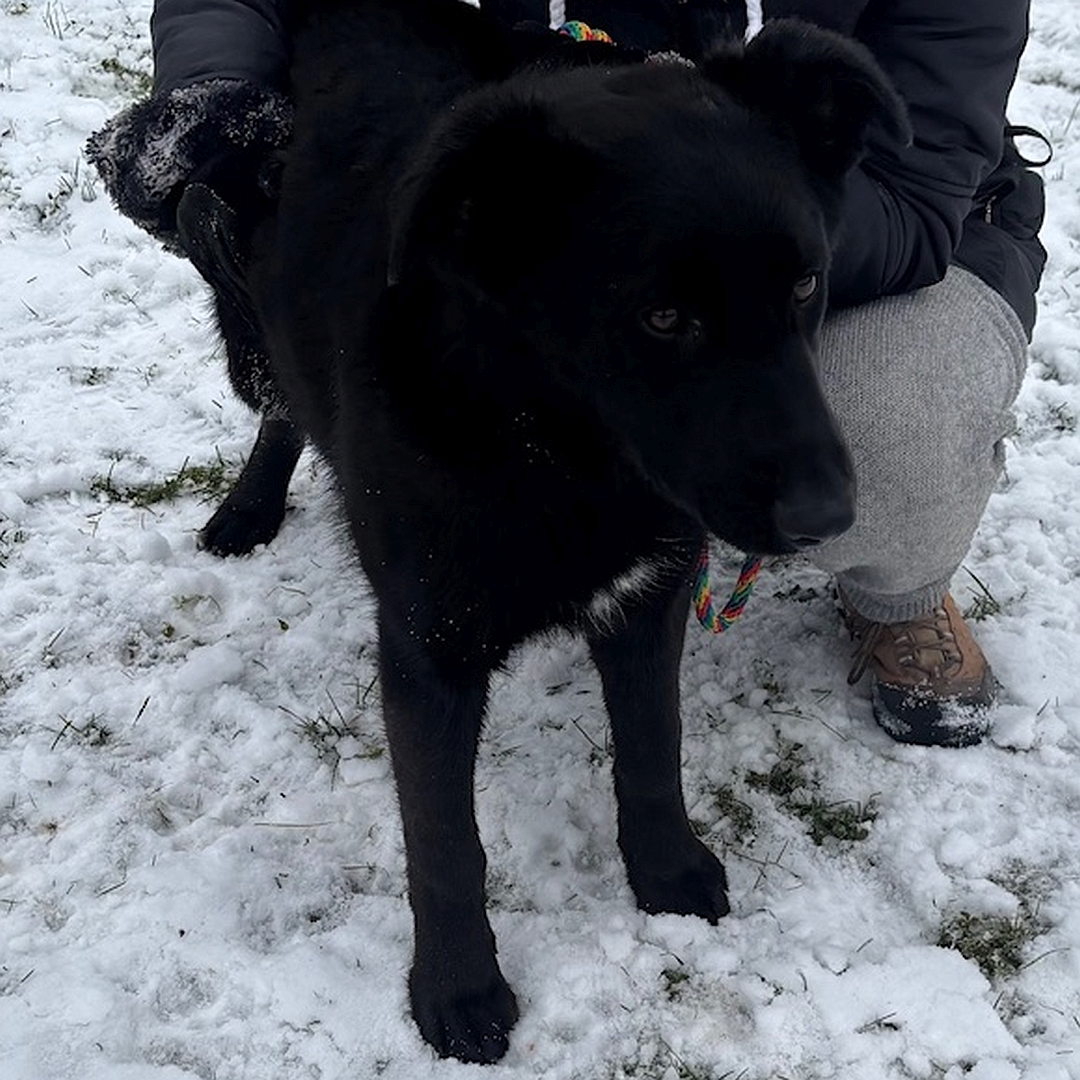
[627,838,731,924]
[409,970,519,1064]
[198,417,303,556]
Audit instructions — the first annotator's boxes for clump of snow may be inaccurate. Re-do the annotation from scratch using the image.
[1,2,1079,1078]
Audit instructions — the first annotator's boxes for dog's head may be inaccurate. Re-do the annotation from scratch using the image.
[388,20,909,555]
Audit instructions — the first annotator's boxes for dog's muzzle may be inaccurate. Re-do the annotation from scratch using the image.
[771,467,856,551]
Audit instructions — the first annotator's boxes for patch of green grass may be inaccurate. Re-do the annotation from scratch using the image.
[711,784,756,844]
[991,859,1058,908]
[100,56,152,98]
[938,861,1056,981]
[746,738,878,847]
[660,965,691,1002]
[91,458,236,509]
[789,795,878,846]
[746,738,810,801]
[937,911,1036,981]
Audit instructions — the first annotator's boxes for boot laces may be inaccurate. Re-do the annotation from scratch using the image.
[847,605,963,686]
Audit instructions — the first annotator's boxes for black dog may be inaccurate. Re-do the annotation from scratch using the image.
[181,0,906,1063]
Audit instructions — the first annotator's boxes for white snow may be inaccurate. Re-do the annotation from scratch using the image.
[1,2,1079,1077]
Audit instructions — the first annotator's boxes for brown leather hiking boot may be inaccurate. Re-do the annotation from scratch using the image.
[843,592,996,747]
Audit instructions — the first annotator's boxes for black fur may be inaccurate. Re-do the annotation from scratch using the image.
[191,0,904,1063]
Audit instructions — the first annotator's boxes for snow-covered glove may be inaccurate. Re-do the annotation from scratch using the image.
[85,79,293,253]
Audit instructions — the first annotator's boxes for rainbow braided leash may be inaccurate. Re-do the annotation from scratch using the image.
[693,547,763,633]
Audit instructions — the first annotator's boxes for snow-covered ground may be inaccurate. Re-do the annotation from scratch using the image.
[1,2,1079,1077]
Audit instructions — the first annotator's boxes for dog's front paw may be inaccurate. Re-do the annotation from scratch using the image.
[626,837,730,924]
[199,491,285,556]
[409,967,519,1064]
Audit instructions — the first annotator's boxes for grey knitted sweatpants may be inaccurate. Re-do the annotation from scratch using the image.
[809,265,1029,624]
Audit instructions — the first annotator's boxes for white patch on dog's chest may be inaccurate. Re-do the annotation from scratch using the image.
[586,555,668,630]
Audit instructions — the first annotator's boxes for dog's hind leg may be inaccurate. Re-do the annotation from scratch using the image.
[377,613,519,1064]
[199,414,304,555]
[177,183,305,555]
[199,304,303,555]
[587,570,730,923]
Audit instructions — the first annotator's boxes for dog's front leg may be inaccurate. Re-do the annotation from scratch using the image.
[378,615,518,1064]
[587,575,730,923]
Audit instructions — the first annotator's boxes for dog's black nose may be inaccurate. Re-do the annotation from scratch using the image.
[772,487,855,550]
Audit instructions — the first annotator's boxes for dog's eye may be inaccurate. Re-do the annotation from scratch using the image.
[793,273,819,304]
[642,308,681,336]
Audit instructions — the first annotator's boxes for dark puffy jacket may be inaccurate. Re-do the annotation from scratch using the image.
[150,0,1046,335]
[152,0,289,92]
[765,0,1045,335]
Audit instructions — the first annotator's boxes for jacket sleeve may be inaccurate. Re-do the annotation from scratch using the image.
[152,0,291,93]
[764,0,1031,309]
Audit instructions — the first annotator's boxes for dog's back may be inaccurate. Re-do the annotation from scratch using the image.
[245,1,503,435]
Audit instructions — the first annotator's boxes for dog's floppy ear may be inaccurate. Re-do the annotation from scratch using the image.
[702,18,911,180]
[388,99,599,292]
